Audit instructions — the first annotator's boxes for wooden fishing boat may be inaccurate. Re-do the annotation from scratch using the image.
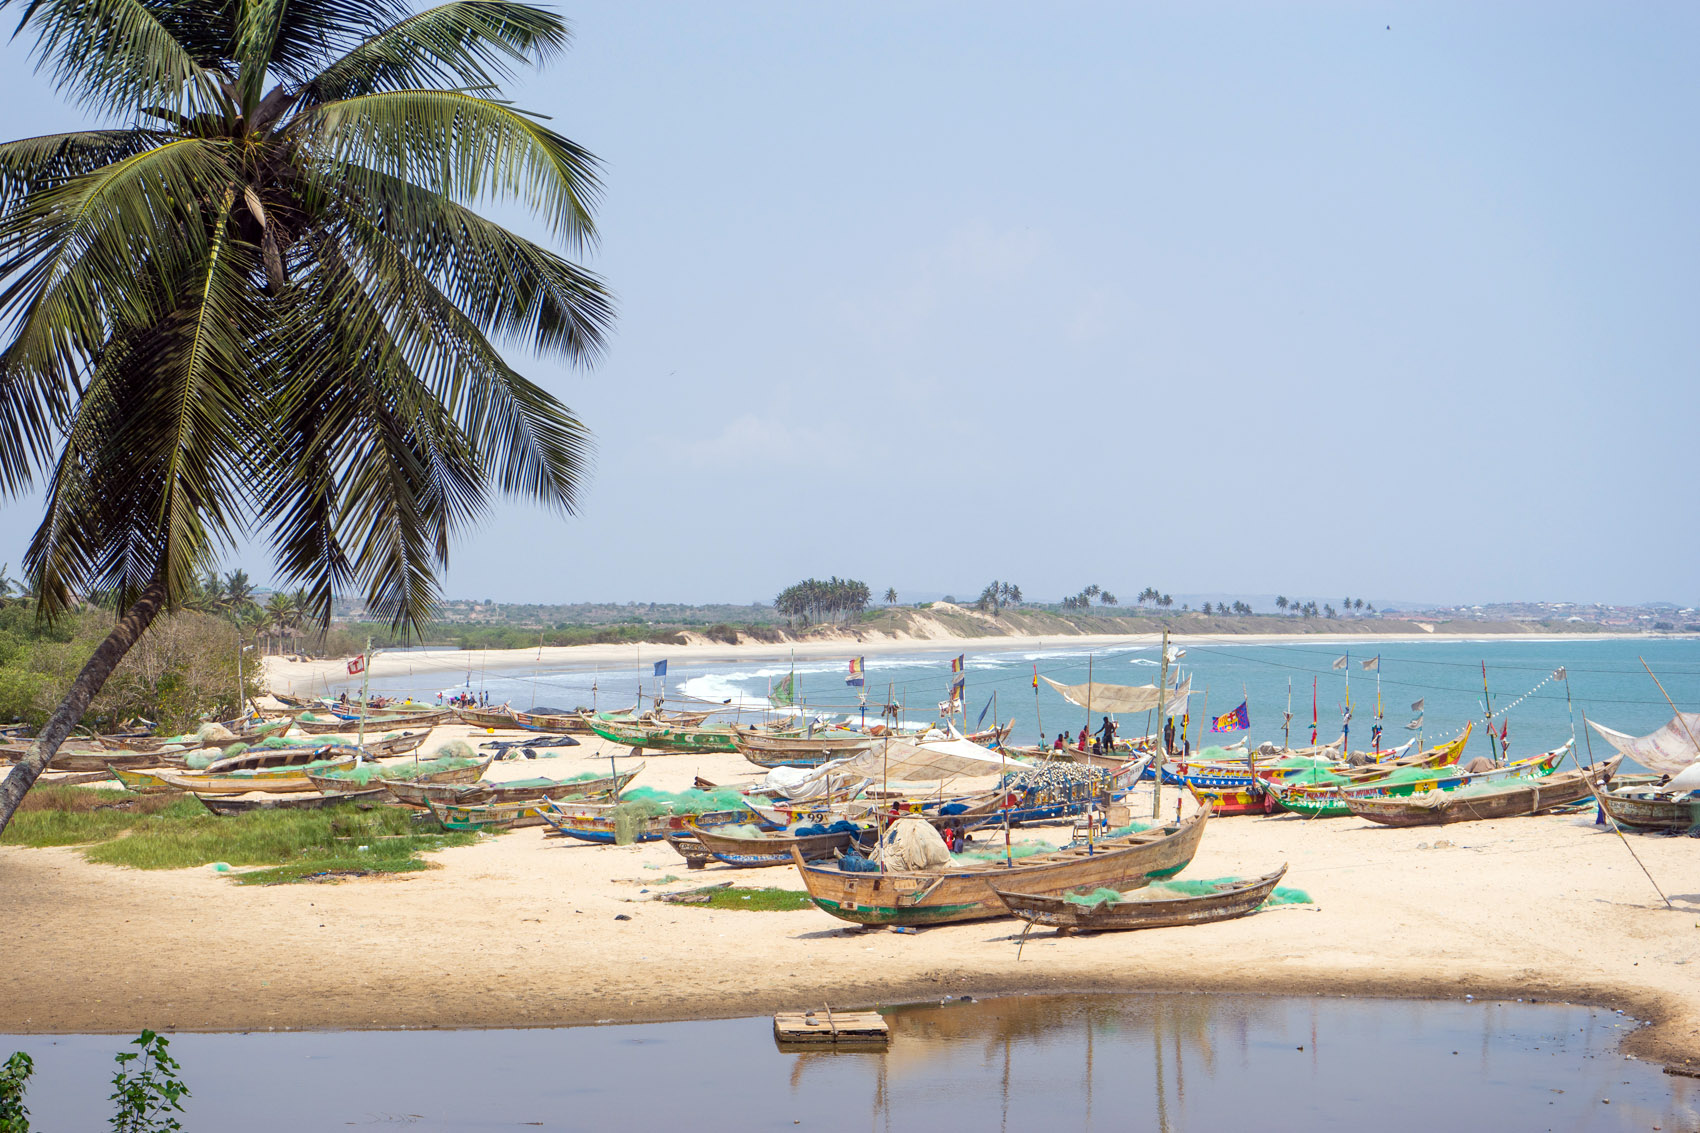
[1597,786,1700,832]
[993,865,1288,934]
[512,708,595,734]
[1268,740,1565,819]
[194,787,391,815]
[591,718,799,755]
[308,754,494,796]
[15,749,187,774]
[456,706,519,729]
[1345,758,1621,827]
[733,730,878,769]
[664,833,715,869]
[966,722,1016,749]
[204,745,341,774]
[112,756,357,793]
[1185,781,1282,817]
[384,763,643,807]
[293,710,447,735]
[536,800,759,844]
[790,807,1212,927]
[149,757,361,795]
[426,798,547,831]
[683,820,871,868]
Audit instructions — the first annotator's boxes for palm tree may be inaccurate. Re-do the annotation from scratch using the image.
[884,587,897,605]
[224,569,259,619]
[0,0,610,833]
[0,563,15,602]
[264,591,293,654]
[1275,595,1288,613]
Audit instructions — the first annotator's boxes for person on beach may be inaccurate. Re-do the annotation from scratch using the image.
[1097,716,1115,752]
[1053,733,1066,750]
[1076,726,1088,751]
[1163,716,1176,756]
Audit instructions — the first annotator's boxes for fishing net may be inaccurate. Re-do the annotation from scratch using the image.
[838,849,880,873]
[184,750,216,770]
[876,817,951,869]
[609,787,751,845]
[316,756,482,785]
[218,756,351,778]
[196,722,236,743]
[221,742,249,759]
[950,840,1056,864]
[1102,820,1155,838]
[432,741,477,762]
[1062,877,1315,907]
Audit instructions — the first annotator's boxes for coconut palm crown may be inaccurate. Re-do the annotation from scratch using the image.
[0,0,611,631]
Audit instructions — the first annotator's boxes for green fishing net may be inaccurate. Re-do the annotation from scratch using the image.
[608,786,749,845]
[1101,820,1155,838]
[316,756,481,785]
[950,840,1056,864]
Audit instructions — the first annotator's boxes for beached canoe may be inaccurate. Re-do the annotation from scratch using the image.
[149,758,361,795]
[19,749,187,774]
[733,730,879,769]
[307,754,494,796]
[993,865,1288,934]
[200,738,428,775]
[112,756,357,793]
[293,710,448,735]
[426,799,547,831]
[512,708,595,734]
[1268,739,1567,819]
[456,706,520,729]
[790,806,1212,927]
[1344,758,1620,827]
[536,800,760,844]
[591,719,799,755]
[194,787,391,815]
[383,763,642,807]
[682,820,872,868]
[1597,785,1700,832]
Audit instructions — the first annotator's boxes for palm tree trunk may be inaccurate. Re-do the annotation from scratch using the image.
[0,577,168,836]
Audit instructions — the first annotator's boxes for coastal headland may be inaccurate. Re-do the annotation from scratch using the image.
[4,718,1696,1073]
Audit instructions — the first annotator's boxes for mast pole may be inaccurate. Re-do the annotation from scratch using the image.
[357,635,372,757]
[1151,630,1169,819]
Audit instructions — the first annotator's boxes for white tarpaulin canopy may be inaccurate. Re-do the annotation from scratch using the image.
[836,735,1031,782]
[1039,674,1192,715]
[1587,714,1700,775]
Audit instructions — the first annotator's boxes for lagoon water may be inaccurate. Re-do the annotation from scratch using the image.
[3,995,1689,1131]
[338,635,1700,769]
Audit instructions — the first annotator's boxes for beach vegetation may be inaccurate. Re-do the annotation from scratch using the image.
[2,784,474,879]
[110,1030,188,1133]
[679,886,814,912]
[975,580,1022,616]
[0,1051,30,1133]
[774,578,871,626]
[0,0,613,836]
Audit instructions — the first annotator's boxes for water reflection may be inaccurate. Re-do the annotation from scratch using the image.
[0,995,1691,1131]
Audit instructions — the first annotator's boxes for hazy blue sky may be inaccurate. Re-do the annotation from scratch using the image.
[0,2,1694,607]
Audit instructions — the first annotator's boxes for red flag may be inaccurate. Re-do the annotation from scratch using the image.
[1310,678,1318,745]
[347,654,366,676]
[1499,719,1508,744]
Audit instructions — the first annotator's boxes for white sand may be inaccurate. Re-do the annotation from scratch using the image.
[4,721,1698,1070]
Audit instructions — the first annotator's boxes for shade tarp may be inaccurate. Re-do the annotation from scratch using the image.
[1040,675,1192,715]
[836,736,1030,782]
[1588,715,1700,774]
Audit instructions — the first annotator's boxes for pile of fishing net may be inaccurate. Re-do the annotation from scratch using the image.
[1062,877,1314,908]
[314,754,481,786]
[1003,764,1112,790]
[873,816,951,869]
[950,839,1058,864]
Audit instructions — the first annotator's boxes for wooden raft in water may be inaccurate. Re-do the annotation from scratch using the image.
[773,1007,889,1048]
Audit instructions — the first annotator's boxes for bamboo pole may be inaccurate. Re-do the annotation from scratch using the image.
[1639,657,1700,759]
[1151,630,1168,819]
[1580,708,1671,909]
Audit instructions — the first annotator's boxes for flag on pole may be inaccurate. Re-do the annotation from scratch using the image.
[1405,716,1423,730]
[948,674,965,703]
[1552,667,1566,681]
[347,655,366,676]
[769,673,795,707]
[1210,701,1250,733]
[976,696,993,728]
[653,660,667,677]
[1032,665,1039,691]
[1332,655,1349,670]
[1360,655,1380,671]
[950,655,965,674]
[1411,697,1424,712]
[846,657,864,687]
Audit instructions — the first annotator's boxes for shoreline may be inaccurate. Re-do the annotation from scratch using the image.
[5,728,1696,1071]
[261,628,1682,688]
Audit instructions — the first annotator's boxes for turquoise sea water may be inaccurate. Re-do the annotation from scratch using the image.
[348,636,1700,769]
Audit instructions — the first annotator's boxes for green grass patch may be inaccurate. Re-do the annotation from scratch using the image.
[3,784,475,881]
[689,887,814,912]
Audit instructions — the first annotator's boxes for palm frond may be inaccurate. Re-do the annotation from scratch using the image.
[264,0,412,82]
[301,1,567,103]
[0,129,164,210]
[6,0,227,115]
[300,89,599,248]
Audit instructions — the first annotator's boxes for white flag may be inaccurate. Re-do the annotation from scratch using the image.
[1405,717,1423,730]
[1410,698,1424,712]
[1332,655,1349,670]
[1360,656,1379,671]
[1552,667,1566,681]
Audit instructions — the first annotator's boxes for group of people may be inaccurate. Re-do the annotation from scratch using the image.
[1048,716,1121,756]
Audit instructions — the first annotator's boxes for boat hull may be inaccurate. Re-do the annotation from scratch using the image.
[1598,789,1700,832]
[791,807,1212,927]
[1345,759,1618,827]
[195,788,390,814]
[993,865,1288,933]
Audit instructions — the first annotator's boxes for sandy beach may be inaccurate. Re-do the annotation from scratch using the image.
[261,626,1672,693]
[4,721,1697,1073]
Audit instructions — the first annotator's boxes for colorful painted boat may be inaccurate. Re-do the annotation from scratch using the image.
[1345,758,1620,827]
[993,865,1288,934]
[680,821,871,868]
[384,763,642,807]
[200,732,425,773]
[147,757,361,795]
[512,708,595,734]
[591,718,799,755]
[1269,739,1567,819]
[294,709,449,735]
[790,806,1212,927]
[1597,785,1700,832]
[426,799,546,831]
[536,800,760,844]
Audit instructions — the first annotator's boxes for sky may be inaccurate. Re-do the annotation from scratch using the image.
[0,1,1695,608]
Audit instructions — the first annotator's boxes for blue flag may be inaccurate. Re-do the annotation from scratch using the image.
[976,696,994,728]
[653,660,667,677]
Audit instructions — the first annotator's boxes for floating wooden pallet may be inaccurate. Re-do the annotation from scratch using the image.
[773,1006,889,1047]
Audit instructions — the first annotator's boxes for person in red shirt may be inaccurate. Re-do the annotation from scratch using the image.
[1076,726,1088,751]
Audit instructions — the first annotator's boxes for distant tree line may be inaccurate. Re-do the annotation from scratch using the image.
[775,577,871,625]
[1062,584,1117,610]
[977,581,1022,616]
[1274,596,1373,618]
